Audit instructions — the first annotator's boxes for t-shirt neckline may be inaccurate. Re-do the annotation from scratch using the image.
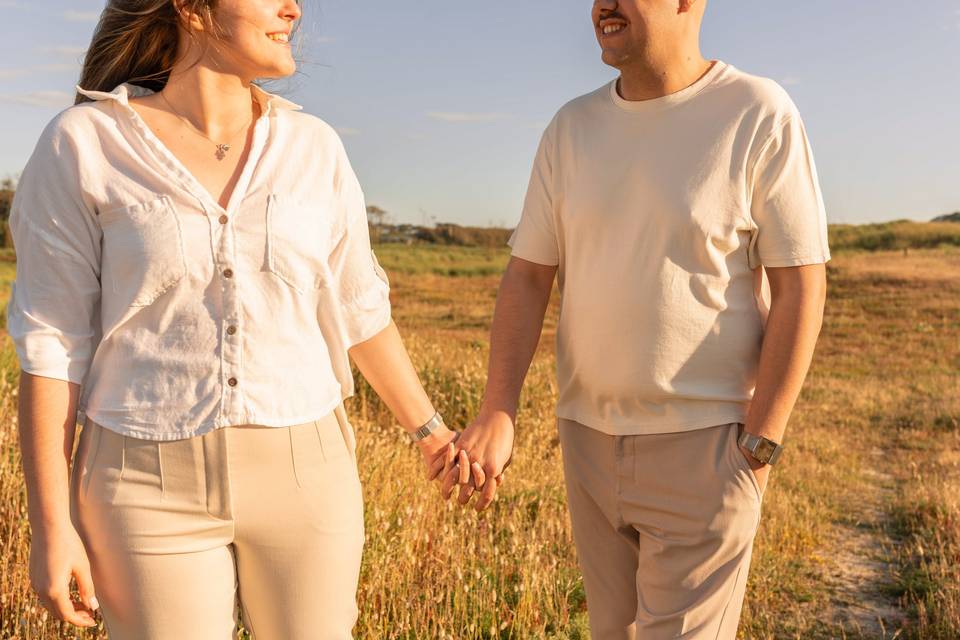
[609,59,727,113]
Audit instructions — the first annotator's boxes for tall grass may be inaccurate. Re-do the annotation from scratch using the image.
[1,248,958,638]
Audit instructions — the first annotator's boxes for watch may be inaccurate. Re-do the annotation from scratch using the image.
[737,430,784,465]
[408,412,446,443]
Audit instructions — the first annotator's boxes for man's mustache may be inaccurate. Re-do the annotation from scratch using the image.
[598,10,629,23]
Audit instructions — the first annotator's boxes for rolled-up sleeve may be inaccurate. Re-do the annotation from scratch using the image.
[6,120,102,384]
[327,140,392,348]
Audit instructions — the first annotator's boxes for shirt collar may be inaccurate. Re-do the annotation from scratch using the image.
[75,82,303,115]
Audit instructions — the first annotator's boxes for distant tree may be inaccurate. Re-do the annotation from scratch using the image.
[366,205,389,244]
[932,211,960,223]
[0,183,15,224]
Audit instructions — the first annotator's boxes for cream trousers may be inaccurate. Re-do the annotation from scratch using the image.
[558,419,765,640]
[69,405,365,639]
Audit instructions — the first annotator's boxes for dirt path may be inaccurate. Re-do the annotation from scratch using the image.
[827,450,907,638]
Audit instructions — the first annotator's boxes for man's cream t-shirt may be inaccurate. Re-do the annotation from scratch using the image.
[508,60,831,435]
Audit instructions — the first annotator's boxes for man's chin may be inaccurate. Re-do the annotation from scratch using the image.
[600,49,630,69]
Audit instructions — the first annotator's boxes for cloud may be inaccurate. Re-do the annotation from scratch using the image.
[0,63,82,80]
[37,45,88,57]
[426,111,512,123]
[0,90,74,108]
[36,63,83,73]
[62,10,99,23]
[0,1,29,7]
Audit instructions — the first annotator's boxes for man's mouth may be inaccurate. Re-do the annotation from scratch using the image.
[267,32,290,44]
[598,20,628,37]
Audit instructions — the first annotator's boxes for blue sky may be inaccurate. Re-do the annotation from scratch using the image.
[1,1,958,227]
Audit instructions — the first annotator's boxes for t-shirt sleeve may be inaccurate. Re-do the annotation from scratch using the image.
[507,118,560,266]
[6,118,102,385]
[747,111,831,269]
[327,139,392,348]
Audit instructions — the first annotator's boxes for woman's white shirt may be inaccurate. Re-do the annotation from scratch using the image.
[6,82,392,441]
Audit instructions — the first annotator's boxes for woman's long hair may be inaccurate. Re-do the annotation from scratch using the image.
[74,0,221,104]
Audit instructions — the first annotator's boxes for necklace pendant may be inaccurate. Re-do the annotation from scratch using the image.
[215,143,230,160]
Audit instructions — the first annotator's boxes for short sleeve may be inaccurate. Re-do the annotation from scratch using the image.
[747,113,831,269]
[507,118,560,266]
[327,143,392,348]
[6,118,103,384]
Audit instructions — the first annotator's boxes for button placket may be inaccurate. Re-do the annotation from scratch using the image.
[218,209,244,419]
[214,117,270,424]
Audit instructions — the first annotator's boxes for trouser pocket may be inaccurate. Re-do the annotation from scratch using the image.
[332,403,358,463]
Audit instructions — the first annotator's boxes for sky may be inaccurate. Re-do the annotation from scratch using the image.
[0,0,958,227]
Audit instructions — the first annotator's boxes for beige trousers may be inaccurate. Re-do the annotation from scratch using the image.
[68,405,365,640]
[558,419,764,640]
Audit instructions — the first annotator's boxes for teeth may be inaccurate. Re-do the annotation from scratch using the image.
[602,24,625,35]
[268,33,289,42]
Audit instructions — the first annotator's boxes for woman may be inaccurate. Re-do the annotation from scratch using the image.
[8,0,490,636]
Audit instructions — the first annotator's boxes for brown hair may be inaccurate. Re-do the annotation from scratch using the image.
[75,1,221,104]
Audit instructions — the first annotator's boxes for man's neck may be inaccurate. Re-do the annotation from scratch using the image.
[616,52,713,102]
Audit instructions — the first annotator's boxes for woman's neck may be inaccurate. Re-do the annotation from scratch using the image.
[158,64,259,138]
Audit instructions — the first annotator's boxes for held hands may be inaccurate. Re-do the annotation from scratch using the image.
[415,410,515,511]
[439,411,515,512]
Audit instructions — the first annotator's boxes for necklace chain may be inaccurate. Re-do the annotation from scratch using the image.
[158,91,257,160]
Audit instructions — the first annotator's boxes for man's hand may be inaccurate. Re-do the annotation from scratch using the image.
[738,444,771,494]
[441,411,515,511]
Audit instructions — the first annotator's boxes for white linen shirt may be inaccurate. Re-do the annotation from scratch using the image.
[6,82,392,441]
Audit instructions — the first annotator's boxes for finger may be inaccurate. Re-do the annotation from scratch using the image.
[475,475,499,511]
[458,450,470,485]
[443,442,456,473]
[471,461,486,490]
[49,589,95,628]
[495,473,504,486]
[441,464,460,499]
[74,564,100,615]
[435,443,455,485]
[427,453,446,481]
[458,480,475,506]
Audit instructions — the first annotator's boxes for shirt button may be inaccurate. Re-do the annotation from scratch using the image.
[226,325,237,335]
[223,268,234,278]
[219,214,229,224]
[227,377,238,387]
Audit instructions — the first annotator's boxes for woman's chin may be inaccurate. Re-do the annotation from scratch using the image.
[260,62,297,80]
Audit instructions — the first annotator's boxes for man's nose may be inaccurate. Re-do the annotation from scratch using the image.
[595,0,618,10]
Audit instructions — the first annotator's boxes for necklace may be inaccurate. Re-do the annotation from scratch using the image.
[158,91,257,161]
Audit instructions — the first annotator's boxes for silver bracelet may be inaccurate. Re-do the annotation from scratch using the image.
[408,411,445,443]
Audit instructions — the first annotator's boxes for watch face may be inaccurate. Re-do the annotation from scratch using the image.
[755,439,777,463]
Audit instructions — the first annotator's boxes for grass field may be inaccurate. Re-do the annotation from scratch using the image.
[1,245,958,639]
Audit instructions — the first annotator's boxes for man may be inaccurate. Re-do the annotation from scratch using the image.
[441,0,829,638]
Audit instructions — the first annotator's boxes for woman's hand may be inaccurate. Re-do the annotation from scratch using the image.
[29,524,99,628]
[415,424,460,484]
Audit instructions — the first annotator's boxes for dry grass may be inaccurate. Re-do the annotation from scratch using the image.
[0,247,958,638]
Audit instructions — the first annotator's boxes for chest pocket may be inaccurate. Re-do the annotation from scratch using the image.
[99,195,187,307]
[265,193,334,293]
